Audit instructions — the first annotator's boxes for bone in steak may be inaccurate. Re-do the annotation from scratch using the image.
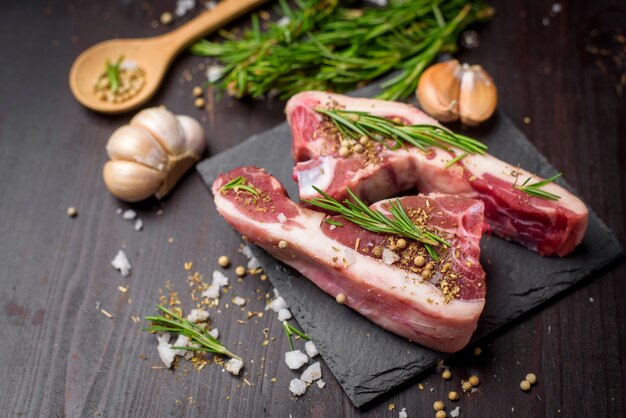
[213,166,486,353]
[286,91,588,257]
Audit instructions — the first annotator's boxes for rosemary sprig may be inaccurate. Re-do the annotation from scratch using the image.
[105,55,124,93]
[144,305,242,360]
[316,108,487,156]
[305,186,449,260]
[190,0,492,100]
[219,176,259,196]
[515,173,562,201]
[282,320,310,351]
[445,152,468,168]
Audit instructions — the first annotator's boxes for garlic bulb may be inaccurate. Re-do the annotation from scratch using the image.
[416,59,497,126]
[103,107,206,202]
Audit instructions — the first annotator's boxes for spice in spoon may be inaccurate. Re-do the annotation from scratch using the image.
[94,55,146,103]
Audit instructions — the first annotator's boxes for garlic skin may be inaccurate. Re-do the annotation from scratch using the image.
[103,107,206,202]
[458,64,497,126]
[416,60,497,126]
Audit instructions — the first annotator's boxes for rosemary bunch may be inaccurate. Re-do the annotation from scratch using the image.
[144,305,242,360]
[190,0,492,100]
[317,108,487,155]
[306,186,449,259]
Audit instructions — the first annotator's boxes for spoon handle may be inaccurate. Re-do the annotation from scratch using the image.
[161,0,268,53]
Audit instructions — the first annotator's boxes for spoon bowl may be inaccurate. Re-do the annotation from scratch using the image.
[69,0,266,114]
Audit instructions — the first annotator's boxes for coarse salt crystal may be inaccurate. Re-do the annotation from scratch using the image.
[175,0,195,17]
[202,284,220,299]
[266,296,288,312]
[247,256,261,270]
[285,350,308,370]
[300,362,321,383]
[450,406,460,417]
[122,209,137,220]
[277,16,290,27]
[242,245,254,259]
[289,378,307,396]
[212,270,229,287]
[111,250,131,276]
[232,296,246,306]
[329,224,336,230]
[225,358,244,376]
[206,64,224,83]
[343,248,356,266]
[305,341,319,358]
[116,208,122,215]
[134,219,143,231]
[382,248,399,265]
[277,212,287,223]
[399,407,408,418]
[209,328,219,339]
[156,333,175,368]
[316,379,326,389]
[367,0,388,6]
[119,59,138,70]
[172,334,190,356]
[205,0,217,9]
[187,308,210,323]
[277,308,292,321]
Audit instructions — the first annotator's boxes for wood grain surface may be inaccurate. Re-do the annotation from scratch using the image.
[0,1,624,417]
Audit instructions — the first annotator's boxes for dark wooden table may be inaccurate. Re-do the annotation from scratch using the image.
[1,1,624,417]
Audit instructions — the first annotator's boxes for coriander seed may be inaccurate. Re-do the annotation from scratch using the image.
[396,238,407,249]
[235,266,246,277]
[442,370,452,380]
[160,12,173,25]
[422,269,433,280]
[339,146,350,158]
[433,400,445,411]
[473,346,482,356]
[353,144,364,153]
[436,410,446,418]
[520,380,531,391]
[192,86,203,97]
[525,373,537,385]
[469,375,480,387]
[336,293,346,304]
[462,381,472,392]
[448,391,459,401]
[413,255,426,267]
[359,135,369,145]
[278,240,288,249]
[194,97,205,109]
[218,255,230,268]
[67,207,78,217]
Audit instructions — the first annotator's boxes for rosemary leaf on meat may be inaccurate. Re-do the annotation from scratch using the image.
[324,218,344,227]
[305,186,449,259]
[144,305,242,360]
[445,152,468,168]
[189,0,492,100]
[283,320,310,351]
[316,108,487,155]
[515,173,562,201]
[219,176,259,196]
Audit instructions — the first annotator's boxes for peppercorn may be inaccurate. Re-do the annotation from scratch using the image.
[336,293,346,304]
[192,86,203,97]
[194,97,205,109]
[448,391,459,401]
[396,238,407,249]
[469,375,480,387]
[472,346,482,356]
[462,381,472,392]
[278,240,288,249]
[525,373,537,385]
[235,266,246,277]
[435,411,446,418]
[217,255,230,268]
[442,370,452,380]
[413,255,426,266]
[160,12,173,25]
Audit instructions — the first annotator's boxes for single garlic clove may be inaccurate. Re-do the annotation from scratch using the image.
[130,107,185,156]
[106,125,169,171]
[176,115,206,158]
[416,60,462,122]
[103,160,165,202]
[458,65,497,126]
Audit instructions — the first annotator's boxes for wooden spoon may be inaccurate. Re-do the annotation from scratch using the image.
[69,0,267,114]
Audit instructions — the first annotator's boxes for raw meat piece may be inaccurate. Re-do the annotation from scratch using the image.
[212,166,486,353]
[286,91,588,257]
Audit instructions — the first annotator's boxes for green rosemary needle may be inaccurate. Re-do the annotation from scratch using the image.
[219,176,259,196]
[305,186,449,260]
[445,152,468,168]
[316,108,487,155]
[324,218,344,227]
[105,55,124,93]
[282,321,310,351]
[515,173,562,201]
[144,305,242,360]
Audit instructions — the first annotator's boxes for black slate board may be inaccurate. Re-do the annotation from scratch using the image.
[196,107,622,408]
